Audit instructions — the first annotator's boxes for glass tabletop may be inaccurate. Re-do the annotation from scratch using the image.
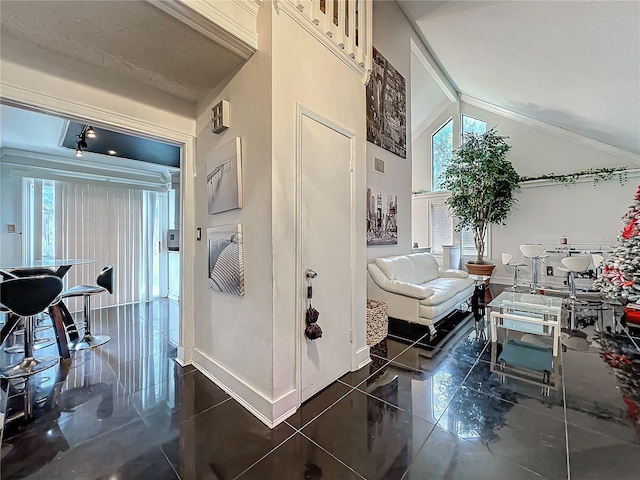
[489,291,563,315]
[0,258,98,269]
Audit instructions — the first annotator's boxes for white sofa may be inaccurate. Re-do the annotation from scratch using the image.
[367,252,474,333]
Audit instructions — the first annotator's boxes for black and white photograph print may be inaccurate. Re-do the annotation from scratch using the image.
[207,137,243,215]
[367,188,398,246]
[207,224,245,296]
[366,46,407,158]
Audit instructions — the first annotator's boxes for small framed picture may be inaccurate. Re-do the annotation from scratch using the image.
[207,137,242,215]
[546,266,554,276]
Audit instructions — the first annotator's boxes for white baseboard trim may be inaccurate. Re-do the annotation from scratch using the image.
[176,346,193,366]
[491,276,512,286]
[192,348,298,429]
[354,345,371,370]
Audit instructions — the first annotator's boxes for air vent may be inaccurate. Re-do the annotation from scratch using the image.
[374,157,385,175]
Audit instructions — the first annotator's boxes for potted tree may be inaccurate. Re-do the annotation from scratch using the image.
[439,128,520,275]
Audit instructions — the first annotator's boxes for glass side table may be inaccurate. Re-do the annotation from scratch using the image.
[488,291,563,357]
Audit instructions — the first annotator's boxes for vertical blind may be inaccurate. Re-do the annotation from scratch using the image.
[27,179,157,312]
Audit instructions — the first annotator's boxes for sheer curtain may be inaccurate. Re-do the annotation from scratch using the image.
[46,180,154,312]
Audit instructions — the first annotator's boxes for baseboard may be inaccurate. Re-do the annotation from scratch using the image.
[176,346,193,366]
[192,348,298,429]
[354,345,371,370]
[491,277,512,287]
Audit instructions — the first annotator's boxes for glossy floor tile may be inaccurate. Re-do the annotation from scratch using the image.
[4,296,640,479]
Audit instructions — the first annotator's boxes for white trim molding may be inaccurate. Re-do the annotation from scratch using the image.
[354,345,371,370]
[149,0,259,59]
[410,39,457,103]
[460,95,640,164]
[193,348,297,428]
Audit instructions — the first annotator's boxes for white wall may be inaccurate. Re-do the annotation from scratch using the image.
[0,165,23,265]
[271,6,367,415]
[367,0,439,261]
[192,3,274,416]
[459,101,639,283]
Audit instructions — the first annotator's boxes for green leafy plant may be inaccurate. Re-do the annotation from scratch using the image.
[519,166,628,186]
[440,128,520,265]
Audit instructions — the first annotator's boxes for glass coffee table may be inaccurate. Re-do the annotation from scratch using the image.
[488,291,563,357]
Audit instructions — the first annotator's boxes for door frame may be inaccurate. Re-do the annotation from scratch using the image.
[295,104,357,406]
[0,85,196,365]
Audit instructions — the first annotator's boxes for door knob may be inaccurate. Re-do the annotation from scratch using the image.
[305,269,317,279]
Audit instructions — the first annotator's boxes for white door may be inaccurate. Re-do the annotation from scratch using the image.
[300,113,353,402]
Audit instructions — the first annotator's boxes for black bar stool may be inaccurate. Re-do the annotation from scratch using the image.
[0,275,63,378]
[61,265,113,350]
[3,267,58,354]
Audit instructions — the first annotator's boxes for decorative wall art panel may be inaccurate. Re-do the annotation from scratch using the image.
[207,137,242,215]
[367,188,398,246]
[207,224,245,296]
[366,47,407,158]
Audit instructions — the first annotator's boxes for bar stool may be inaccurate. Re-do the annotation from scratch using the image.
[61,265,113,350]
[519,244,549,293]
[3,267,58,354]
[501,253,527,291]
[560,256,592,330]
[0,275,63,378]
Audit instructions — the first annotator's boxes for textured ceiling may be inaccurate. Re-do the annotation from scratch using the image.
[399,0,640,154]
[0,0,246,105]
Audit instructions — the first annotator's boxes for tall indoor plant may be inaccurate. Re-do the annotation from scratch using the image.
[439,128,520,273]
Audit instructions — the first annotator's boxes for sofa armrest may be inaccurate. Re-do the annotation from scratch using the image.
[368,263,434,299]
[437,268,469,279]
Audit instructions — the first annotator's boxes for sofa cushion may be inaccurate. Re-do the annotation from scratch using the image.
[418,277,474,306]
[375,256,419,284]
[407,253,440,283]
[375,253,440,285]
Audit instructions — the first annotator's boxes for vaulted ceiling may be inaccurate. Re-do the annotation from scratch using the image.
[399,0,640,155]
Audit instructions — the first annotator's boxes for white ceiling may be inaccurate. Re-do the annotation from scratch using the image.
[0,0,246,107]
[399,0,640,154]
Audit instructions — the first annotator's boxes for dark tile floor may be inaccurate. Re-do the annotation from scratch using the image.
[2,295,640,479]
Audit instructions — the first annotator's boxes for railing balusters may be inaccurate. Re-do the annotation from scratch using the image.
[282,0,371,78]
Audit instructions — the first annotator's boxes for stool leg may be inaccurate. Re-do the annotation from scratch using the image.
[512,266,519,291]
[68,294,110,351]
[531,258,539,293]
[0,316,59,379]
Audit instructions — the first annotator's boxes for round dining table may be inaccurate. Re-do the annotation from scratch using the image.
[0,258,98,360]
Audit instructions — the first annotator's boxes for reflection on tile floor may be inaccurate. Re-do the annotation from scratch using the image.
[3,297,640,479]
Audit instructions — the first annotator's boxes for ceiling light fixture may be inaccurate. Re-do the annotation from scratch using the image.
[108,149,116,155]
[75,125,94,158]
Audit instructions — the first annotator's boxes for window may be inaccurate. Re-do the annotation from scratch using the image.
[462,114,487,138]
[431,118,453,192]
[461,227,489,259]
[429,198,453,254]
